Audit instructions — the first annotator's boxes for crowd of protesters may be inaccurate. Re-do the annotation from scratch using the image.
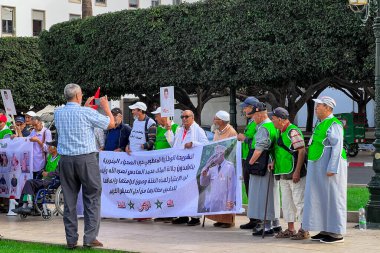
[0,83,347,247]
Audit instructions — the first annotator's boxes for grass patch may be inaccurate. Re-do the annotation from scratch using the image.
[0,240,129,253]
[347,187,369,211]
[241,184,369,212]
[242,184,248,205]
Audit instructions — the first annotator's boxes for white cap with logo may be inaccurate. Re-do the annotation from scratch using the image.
[214,145,227,154]
[313,96,336,109]
[151,107,162,115]
[129,102,147,111]
[26,111,37,117]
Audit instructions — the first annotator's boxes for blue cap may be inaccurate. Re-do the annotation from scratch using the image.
[269,107,289,119]
[240,97,259,108]
[247,102,267,115]
[15,116,25,123]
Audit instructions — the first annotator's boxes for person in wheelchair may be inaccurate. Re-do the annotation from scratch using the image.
[12,140,60,214]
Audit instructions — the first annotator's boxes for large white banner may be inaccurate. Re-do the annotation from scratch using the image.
[0,138,33,198]
[100,138,242,218]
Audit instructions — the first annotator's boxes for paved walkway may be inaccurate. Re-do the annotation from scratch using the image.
[348,150,373,164]
[1,214,379,253]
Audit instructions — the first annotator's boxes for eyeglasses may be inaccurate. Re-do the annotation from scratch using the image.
[181,115,191,119]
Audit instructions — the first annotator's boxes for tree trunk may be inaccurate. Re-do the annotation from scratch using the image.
[82,0,93,18]
[195,86,203,125]
[358,101,366,114]
[306,99,314,132]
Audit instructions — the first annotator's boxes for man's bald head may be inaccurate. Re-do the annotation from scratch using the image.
[181,110,195,129]
[183,110,194,117]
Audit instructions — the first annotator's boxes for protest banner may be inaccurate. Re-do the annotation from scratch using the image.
[100,137,242,218]
[160,86,175,117]
[0,138,33,198]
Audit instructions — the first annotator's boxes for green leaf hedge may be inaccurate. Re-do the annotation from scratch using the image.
[0,37,62,112]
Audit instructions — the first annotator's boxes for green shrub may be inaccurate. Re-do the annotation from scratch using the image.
[0,37,62,112]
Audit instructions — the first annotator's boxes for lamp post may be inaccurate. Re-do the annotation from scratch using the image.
[349,0,380,227]
[229,85,237,130]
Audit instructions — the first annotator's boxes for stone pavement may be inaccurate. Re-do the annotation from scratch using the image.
[1,214,379,253]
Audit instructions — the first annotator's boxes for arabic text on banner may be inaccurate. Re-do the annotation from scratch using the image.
[100,138,242,218]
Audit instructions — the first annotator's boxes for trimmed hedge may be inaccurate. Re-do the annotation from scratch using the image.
[0,37,62,112]
[39,0,371,100]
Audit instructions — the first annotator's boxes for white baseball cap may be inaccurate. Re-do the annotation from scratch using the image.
[313,96,336,109]
[26,111,37,117]
[214,145,227,154]
[151,107,162,115]
[129,102,147,111]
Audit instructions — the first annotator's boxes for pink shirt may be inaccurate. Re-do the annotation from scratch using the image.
[29,127,52,172]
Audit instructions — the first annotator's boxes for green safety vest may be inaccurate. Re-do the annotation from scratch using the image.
[242,120,257,159]
[274,124,303,175]
[45,154,60,173]
[0,127,13,139]
[260,121,279,154]
[154,124,179,150]
[308,117,347,161]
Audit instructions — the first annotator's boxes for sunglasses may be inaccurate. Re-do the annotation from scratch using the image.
[181,115,191,119]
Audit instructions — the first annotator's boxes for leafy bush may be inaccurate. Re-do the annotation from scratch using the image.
[0,37,62,112]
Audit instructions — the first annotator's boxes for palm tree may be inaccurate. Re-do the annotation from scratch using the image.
[82,0,93,18]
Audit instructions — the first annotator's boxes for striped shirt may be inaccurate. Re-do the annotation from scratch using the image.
[281,122,305,149]
[54,102,110,155]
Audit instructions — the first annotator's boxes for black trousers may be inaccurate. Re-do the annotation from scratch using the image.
[21,179,52,201]
[242,159,250,197]
[59,153,101,245]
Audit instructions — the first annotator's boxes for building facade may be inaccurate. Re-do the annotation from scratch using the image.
[0,0,198,37]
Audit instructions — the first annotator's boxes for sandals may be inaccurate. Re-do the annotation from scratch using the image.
[275,229,296,238]
[291,229,310,240]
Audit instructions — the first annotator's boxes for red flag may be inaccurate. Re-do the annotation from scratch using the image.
[91,87,100,110]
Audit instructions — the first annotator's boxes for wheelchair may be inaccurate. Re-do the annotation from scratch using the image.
[18,176,64,220]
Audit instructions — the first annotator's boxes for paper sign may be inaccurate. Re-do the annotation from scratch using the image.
[0,89,17,115]
[160,86,175,117]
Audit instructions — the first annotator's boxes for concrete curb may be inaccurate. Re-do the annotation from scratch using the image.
[240,206,360,223]
[347,211,359,223]
[349,162,373,167]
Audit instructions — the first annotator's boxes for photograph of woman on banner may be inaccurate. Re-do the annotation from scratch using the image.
[11,153,19,171]
[11,174,18,195]
[0,174,8,194]
[0,152,8,167]
[21,152,30,173]
[198,141,237,213]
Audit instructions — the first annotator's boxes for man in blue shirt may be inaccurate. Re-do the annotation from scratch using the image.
[104,108,131,151]
[55,83,114,249]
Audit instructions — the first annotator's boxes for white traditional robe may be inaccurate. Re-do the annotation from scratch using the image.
[303,114,348,234]
[200,159,236,212]
[173,122,208,148]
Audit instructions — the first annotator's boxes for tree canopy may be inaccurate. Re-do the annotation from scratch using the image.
[37,0,373,122]
[0,37,61,112]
